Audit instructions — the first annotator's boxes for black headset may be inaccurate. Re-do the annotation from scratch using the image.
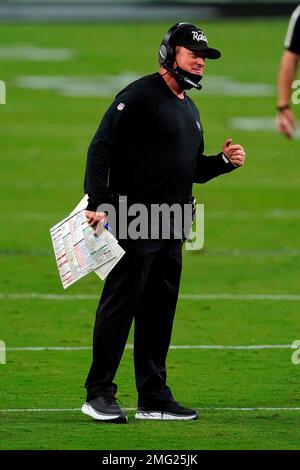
[158,22,194,68]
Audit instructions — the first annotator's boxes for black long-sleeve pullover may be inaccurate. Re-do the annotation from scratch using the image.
[84,72,236,211]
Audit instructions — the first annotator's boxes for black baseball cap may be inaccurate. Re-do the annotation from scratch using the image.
[171,24,221,60]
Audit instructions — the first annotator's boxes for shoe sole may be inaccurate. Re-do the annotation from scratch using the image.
[135,411,198,421]
[81,403,128,424]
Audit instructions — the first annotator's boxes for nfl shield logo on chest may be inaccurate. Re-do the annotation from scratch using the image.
[117,102,125,111]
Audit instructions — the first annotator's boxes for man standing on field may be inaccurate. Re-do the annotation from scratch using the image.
[82,22,246,424]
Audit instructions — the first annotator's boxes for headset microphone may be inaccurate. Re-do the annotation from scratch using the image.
[163,64,202,91]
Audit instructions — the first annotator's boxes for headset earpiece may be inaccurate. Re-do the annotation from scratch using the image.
[158,22,194,68]
[158,43,175,67]
[158,44,168,65]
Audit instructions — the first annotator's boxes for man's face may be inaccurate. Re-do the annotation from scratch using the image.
[174,46,206,75]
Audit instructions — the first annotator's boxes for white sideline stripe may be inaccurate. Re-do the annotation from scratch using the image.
[2,293,300,301]
[1,407,300,413]
[5,344,295,351]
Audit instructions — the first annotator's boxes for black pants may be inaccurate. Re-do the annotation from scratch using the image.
[85,238,182,405]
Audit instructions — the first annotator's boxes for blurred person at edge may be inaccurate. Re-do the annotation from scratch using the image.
[82,22,246,424]
[277,5,300,138]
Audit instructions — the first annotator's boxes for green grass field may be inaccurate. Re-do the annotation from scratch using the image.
[1,19,300,450]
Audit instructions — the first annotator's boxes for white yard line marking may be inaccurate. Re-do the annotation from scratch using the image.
[230,117,300,139]
[5,344,295,351]
[199,407,300,411]
[6,346,93,351]
[2,249,300,258]
[1,248,300,258]
[2,210,300,221]
[180,294,300,301]
[14,75,275,98]
[0,293,100,300]
[0,46,74,61]
[0,407,299,413]
[198,76,275,97]
[0,408,82,412]
[209,210,300,220]
[212,179,300,188]
[1,293,300,301]
[196,249,300,257]
[14,74,140,97]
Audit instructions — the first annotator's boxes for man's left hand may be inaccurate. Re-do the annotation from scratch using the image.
[222,138,246,167]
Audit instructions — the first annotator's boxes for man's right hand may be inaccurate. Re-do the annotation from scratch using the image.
[277,108,296,139]
[85,210,107,233]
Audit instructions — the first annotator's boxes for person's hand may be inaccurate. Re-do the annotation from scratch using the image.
[276,108,296,139]
[85,210,107,234]
[222,138,246,167]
